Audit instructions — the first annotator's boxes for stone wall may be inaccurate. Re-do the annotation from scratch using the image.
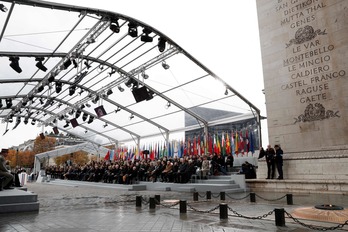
[256,0,348,153]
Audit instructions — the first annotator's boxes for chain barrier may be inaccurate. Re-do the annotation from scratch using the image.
[285,211,348,231]
[197,192,206,198]
[227,205,274,219]
[255,193,287,201]
[187,203,220,213]
[212,193,221,198]
[154,198,180,208]
[225,193,250,200]
[140,196,149,205]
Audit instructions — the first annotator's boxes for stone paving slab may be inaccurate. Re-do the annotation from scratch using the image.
[0,181,347,232]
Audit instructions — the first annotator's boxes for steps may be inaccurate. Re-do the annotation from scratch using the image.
[0,188,39,214]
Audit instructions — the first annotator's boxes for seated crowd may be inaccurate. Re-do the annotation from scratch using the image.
[45,152,234,185]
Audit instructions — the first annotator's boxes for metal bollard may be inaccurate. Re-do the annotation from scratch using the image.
[149,197,156,209]
[250,192,256,202]
[286,194,293,205]
[220,192,225,201]
[155,194,160,205]
[275,208,285,227]
[136,196,142,207]
[193,192,198,201]
[206,191,211,200]
[180,200,187,214]
[219,203,228,220]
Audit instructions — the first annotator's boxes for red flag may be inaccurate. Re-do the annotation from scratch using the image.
[104,150,110,160]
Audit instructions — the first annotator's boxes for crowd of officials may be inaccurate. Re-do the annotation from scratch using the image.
[45,152,236,184]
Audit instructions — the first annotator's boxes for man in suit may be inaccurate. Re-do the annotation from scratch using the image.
[0,155,14,190]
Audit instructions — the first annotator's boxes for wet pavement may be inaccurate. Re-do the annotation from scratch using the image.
[0,180,347,232]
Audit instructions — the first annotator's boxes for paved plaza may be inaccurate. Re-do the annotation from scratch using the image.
[0,180,347,232]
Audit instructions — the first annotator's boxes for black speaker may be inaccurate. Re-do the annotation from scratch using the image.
[53,126,59,135]
[94,105,107,118]
[132,86,150,103]
[70,118,79,128]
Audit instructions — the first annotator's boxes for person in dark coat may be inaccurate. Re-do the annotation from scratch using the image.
[274,145,284,180]
[265,145,276,179]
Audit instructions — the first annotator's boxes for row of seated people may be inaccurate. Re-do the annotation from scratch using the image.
[46,153,233,184]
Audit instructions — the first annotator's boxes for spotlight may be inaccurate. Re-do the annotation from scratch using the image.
[0,99,2,108]
[224,88,228,95]
[9,57,22,73]
[55,82,62,93]
[117,85,124,92]
[5,99,12,108]
[63,59,72,69]
[85,103,91,108]
[91,95,100,104]
[87,115,94,124]
[31,119,36,125]
[28,95,34,101]
[82,112,88,121]
[115,107,121,113]
[103,123,108,128]
[75,109,82,118]
[87,36,95,44]
[22,100,28,107]
[48,73,55,83]
[57,103,62,108]
[24,117,29,125]
[141,71,149,79]
[129,114,134,120]
[39,98,44,104]
[69,86,76,96]
[141,28,153,42]
[125,78,138,88]
[0,4,8,12]
[158,37,166,52]
[106,89,113,96]
[63,121,70,128]
[108,68,116,77]
[110,19,120,33]
[128,22,138,37]
[37,85,44,93]
[165,101,171,109]
[72,59,78,68]
[84,130,88,134]
[162,61,170,70]
[97,65,104,72]
[84,61,91,69]
[35,57,47,72]
[59,115,65,121]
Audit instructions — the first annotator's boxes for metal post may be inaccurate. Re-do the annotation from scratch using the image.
[180,200,187,214]
[275,208,285,227]
[206,191,211,200]
[149,197,156,209]
[250,192,256,202]
[136,196,142,207]
[155,194,160,205]
[193,192,198,201]
[220,203,228,220]
[286,194,293,205]
[220,192,225,201]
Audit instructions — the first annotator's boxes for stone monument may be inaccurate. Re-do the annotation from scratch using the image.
[256,0,348,188]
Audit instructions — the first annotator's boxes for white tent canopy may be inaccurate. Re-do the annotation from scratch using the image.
[0,0,261,154]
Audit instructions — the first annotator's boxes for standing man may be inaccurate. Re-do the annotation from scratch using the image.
[274,145,284,180]
[265,145,276,179]
[0,155,14,190]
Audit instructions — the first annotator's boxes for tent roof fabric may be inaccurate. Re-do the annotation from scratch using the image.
[0,0,260,148]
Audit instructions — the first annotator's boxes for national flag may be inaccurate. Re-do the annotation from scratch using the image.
[104,150,110,160]
[249,130,255,154]
[217,134,221,154]
[226,132,230,155]
[208,134,213,154]
[213,134,217,154]
[109,150,114,161]
[245,130,249,154]
[235,131,239,154]
[221,132,226,156]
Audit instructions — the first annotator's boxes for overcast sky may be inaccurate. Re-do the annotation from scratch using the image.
[0,0,268,148]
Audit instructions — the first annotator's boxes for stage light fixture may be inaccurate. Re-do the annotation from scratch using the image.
[128,22,138,37]
[63,59,72,69]
[106,89,113,96]
[84,61,91,70]
[108,68,116,77]
[87,115,94,124]
[165,101,171,109]
[5,99,12,108]
[39,98,44,105]
[129,114,134,120]
[72,59,78,68]
[69,86,76,96]
[35,57,47,72]
[91,95,100,104]
[75,109,82,119]
[115,107,121,113]
[9,57,22,73]
[158,37,166,52]
[31,119,36,125]
[141,71,149,79]
[87,36,95,44]
[85,103,91,108]
[37,85,44,93]
[117,85,124,92]
[22,100,28,107]
[0,4,8,12]
[110,19,120,33]
[103,123,108,128]
[141,28,153,42]
[82,112,88,121]
[55,81,62,93]
[224,88,228,95]
[162,61,170,70]
[0,99,2,108]
[63,121,70,128]
[48,73,55,83]
[24,117,29,125]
